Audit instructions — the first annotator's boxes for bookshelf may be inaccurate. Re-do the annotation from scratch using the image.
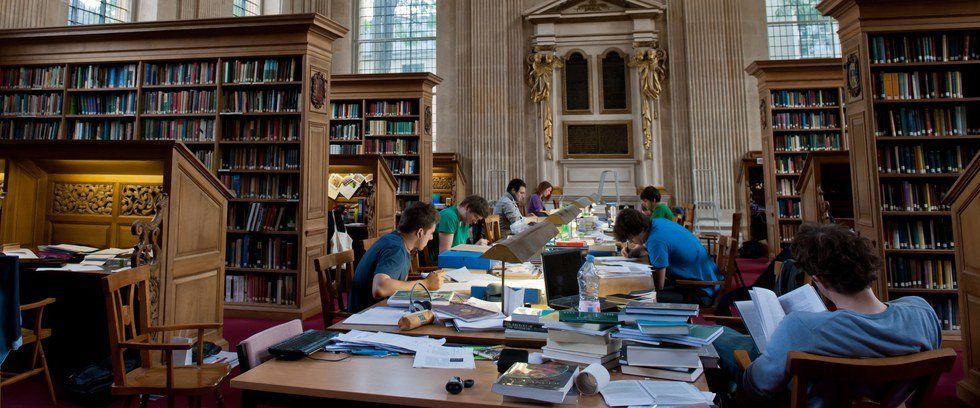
[819,0,980,350]
[734,151,766,241]
[328,73,442,213]
[328,154,398,238]
[796,151,853,226]
[746,59,848,256]
[0,14,348,320]
[433,152,468,207]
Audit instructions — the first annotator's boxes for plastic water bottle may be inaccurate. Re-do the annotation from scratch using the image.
[578,255,601,312]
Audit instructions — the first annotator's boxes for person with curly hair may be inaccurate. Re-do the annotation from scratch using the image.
[713,222,941,406]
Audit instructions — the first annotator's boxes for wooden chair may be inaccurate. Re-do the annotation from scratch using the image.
[675,236,738,315]
[314,250,356,328]
[1,297,57,405]
[484,215,502,243]
[728,212,747,287]
[362,237,378,252]
[734,348,957,407]
[410,249,440,279]
[236,319,304,373]
[102,265,230,408]
[681,204,696,231]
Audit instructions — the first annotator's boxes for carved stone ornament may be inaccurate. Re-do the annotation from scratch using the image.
[525,49,564,160]
[629,44,668,160]
[130,194,168,327]
[310,71,327,110]
[121,184,163,216]
[52,183,113,215]
[576,0,610,12]
[845,53,861,98]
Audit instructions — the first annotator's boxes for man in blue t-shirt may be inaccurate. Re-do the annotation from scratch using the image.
[613,208,721,303]
[348,202,443,313]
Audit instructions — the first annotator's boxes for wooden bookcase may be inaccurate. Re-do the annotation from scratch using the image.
[0,14,348,320]
[735,151,766,242]
[945,154,980,404]
[796,151,853,225]
[820,0,980,348]
[329,154,397,238]
[746,59,847,256]
[433,152,468,206]
[328,73,442,213]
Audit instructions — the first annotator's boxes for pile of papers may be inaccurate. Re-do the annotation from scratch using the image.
[326,330,445,354]
[440,297,505,332]
[600,380,715,407]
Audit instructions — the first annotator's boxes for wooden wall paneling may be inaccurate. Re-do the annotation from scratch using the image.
[0,159,47,246]
[946,154,980,406]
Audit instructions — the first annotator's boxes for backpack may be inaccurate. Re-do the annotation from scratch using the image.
[64,355,139,405]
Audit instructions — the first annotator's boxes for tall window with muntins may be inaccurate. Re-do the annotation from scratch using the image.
[600,51,629,113]
[563,52,591,114]
[765,0,840,60]
[233,0,262,17]
[69,0,130,25]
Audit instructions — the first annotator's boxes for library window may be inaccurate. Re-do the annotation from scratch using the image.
[765,0,841,60]
[600,50,629,112]
[233,0,263,17]
[69,0,130,25]
[563,51,591,113]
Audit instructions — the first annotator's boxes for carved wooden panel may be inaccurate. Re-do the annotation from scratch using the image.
[49,222,111,248]
[121,184,163,216]
[173,171,221,259]
[172,270,220,328]
[433,176,454,191]
[563,122,632,158]
[305,122,327,224]
[52,183,113,215]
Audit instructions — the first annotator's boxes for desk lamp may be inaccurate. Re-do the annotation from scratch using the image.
[480,221,559,313]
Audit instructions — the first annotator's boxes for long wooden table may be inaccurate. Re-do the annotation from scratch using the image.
[232,353,709,407]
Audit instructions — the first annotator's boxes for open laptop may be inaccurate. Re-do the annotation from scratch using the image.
[541,248,618,312]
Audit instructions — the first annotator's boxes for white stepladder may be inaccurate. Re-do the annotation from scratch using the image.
[693,168,722,236]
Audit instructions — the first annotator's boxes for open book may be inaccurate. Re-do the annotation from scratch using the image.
[734,285,827,353]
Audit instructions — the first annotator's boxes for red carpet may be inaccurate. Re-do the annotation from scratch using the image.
[2,258,969,407]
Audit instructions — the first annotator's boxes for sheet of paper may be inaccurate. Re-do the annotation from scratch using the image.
[2,249,38,259]
[450,244,491,253]
[205,350,240,369]
[367,331,445,353]
[453,317,504,331]
[81,254,116,266]
[338,175,358,200]
[778,284,827,315]
[464,296,502,313]
[36,264,106,272]
[328,173,343,200]
[749,287,786,343]
[639,380,710,406]
[600,380,654,407]
[49,244,99,253]
[412,345,475,369]
[341,306,407,326]
[504,286,526,316]
[734,300,769,353]
[91,247,133,256]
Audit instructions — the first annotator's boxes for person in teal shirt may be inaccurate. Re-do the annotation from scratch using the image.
[437,195,491,254]
[641,186,675,222]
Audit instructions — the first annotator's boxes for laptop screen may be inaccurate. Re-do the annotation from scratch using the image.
[541,248,585,302]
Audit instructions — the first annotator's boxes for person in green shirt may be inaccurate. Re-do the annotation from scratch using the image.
[641,186,675,222]
[437,195,491,254]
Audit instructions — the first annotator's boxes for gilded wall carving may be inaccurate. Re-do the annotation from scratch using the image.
[526,48,564,160]
[630,44,668,160]
[433,176,454,191]
[52,183,113,215]
[122,184,164,216]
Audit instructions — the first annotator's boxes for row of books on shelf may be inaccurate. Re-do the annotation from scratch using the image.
[223,89,299,113]
[869,32,979,64]
[226,236,296,270]
[228,202,296,232]
[340,199,370,224]
[925,297,959,332]
[776,178,798,196]
[397,179,419,195]
[775,156,804,174]
[875,106,975,137]
[331,103,360,119]
[0,120,58,140]
[880,181,952,212]
[887,257,956,290]
[365,139,418,155]
[143,90,216,114]
[143,118,215,141]
[1,66,64,89]
[770,89,838,108]
[883,219,954,250]
[220,174,299,200]
[777,200,801,219]
[220,146,299,171]
[773,133,841,152]
[367,100,416,116]
[779,223,799,241]
[1,93,62,115]
[71,64,137,89]
[385,158,418,175]
[874,71,969,100]
[71,120,134,140]
[330,123,360,140]
[223,117,300,141]
[225,274,295,305]
[771,112,839,130]
[877,144,977,174]
[144,61,216,86]
[396,198,417,210]
[194,150,213,169]
[366,120,417,136]
[329,144,363,155]
[69,93,137,115]
[222,58,299,83]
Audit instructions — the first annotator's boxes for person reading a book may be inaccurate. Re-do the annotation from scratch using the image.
[437,195,491,254]
[526,181,553,217]
[640,186,674,222]
[348,202,444,313]
[713,223,941,406]
[493,178,530,236]
[613,208,721,304]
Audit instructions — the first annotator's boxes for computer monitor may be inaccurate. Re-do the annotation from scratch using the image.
[541,248,585,304]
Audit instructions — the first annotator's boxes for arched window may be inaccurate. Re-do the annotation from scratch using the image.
[562,52,591,114]
[599,50,629,113]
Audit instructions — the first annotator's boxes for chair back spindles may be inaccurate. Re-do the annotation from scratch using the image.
[314,250,356,327]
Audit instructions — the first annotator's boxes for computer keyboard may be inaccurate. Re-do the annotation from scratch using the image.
[268,329,338,360]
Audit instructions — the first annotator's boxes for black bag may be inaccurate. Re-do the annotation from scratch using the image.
[738,240,766,259]
[64,356,139,406]
[774,259,808,296]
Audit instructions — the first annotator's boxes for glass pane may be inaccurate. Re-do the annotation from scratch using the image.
[765,0,840,60]
[356,0,436,74]
[70,0,130,25]
[564,53,590,112]
[601,52,628,111]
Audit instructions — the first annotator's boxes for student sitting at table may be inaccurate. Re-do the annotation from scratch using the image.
[526,181,553,217]
[348,202,443,313]
[712,223,941,406]
[613,208,721,304]
[640,186,674,222]
[437,195,491,254]
[493,178,529,236]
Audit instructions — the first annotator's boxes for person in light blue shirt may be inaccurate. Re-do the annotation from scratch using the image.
[714,223,941,407]
[613,209,721,303]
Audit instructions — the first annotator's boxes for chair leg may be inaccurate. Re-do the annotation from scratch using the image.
[37,342,57,406]
[214,389,225,408]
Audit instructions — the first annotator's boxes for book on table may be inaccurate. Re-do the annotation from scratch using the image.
[615,324,722,347]
[620,363,704,382]
[504,329,548,340]
[545,338,622,356]
[637,320,691,335]
[492,362,579,404]
[541,313,616,335]
[387,290,455,307]
[541,346,620,367]
[557,310,620,324]
[547,328,613,345]
[510,306,555,324]
[624,301,699,316]
[600,380,712,407]
[503,317,547,333]
[432,302,500,322]
[734,285,827,353]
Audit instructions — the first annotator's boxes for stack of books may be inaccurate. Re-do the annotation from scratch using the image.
[541,311,621,367]
[503,307,553,340]
[615,301,722,382]
[492,362,579,404]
